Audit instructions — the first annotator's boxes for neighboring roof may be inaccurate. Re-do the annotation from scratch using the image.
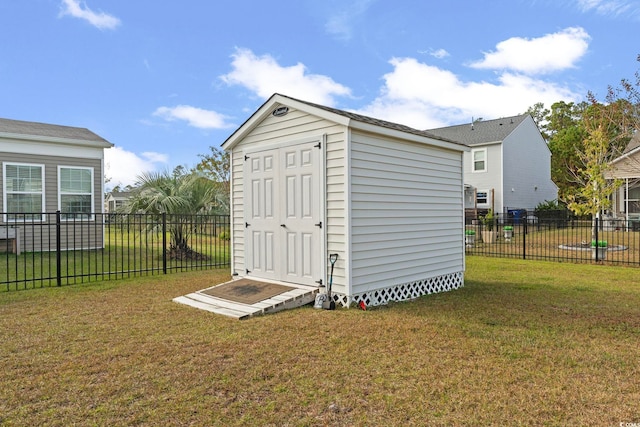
[426,114,530,146]
[0,117,112,148]
[108,191,132,199]
[622,132,640,155]
[222,93,466,151]
[610,132,640,167]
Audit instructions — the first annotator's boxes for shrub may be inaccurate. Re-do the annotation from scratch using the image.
[535,199,564,211]
[218,231,231,241]
[480,209,495,231]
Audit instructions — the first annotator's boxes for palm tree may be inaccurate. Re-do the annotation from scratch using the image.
[124,169,220,259]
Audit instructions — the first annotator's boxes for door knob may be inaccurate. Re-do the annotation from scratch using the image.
[280,224,286,228]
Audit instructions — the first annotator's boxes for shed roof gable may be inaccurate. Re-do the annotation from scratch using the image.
[221,93,466,152]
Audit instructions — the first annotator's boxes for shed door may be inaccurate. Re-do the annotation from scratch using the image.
[244,140,322,286]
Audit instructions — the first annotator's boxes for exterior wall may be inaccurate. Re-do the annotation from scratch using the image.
[463,143,502,212]
[501,117,557,211]
[0,151,105,252]
[324,129,348,295]
[608,152,640,217]
[348,130,465,297]
[608,151,640,179]
[229,106,347,286]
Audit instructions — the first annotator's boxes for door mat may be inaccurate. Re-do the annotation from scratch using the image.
[200,279,294,305]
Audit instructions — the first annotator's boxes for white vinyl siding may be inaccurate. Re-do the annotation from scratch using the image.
[58,166,94,220]
[2,162,45,221]
[324,131,348,294]
[463,144,502,212]
[229,106,346,287]
[349,131,464,294]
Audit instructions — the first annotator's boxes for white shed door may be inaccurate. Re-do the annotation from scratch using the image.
[244,141,322,286]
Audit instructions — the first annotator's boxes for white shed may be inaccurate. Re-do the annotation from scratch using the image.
[222,94,468,308]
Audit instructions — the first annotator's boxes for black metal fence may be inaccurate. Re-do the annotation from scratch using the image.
[0,212,230,291]
[465,210,640,266]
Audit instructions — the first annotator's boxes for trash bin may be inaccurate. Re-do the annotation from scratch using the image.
[507,209,526,225]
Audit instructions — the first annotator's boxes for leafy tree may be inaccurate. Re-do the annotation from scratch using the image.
[525,100,588,200]
[566,58,640,240]
[196,146,230,214]
[546,101,588,201]
[565,114,623,240]
[525,102,550,139]
[124,169,219,259]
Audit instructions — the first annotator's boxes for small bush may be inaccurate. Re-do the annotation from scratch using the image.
[218,231,230,241]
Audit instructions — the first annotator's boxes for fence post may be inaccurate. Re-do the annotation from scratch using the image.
[594,217,599,262]
[523,214,527,260]
[56,210,62,287]
[162,213,167,274]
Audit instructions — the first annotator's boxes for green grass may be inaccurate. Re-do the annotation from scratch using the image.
[1,257,639,425]
[0,231,230,290]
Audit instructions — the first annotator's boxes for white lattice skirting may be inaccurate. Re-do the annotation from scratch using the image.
[331,271,464,308]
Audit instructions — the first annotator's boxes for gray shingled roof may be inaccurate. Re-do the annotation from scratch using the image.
[622,132,640,154]
[0,117,112,146]
[273,93,465,147]
[425,114,530,146]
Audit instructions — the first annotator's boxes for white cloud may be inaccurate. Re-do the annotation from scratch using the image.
[104,146,168,189]
[574,0,640,17]
[429,48,450,59]
[153,105,234,129]
[469,27,590,74]
[219,48,352,106]
[356,57,581,129]
[59,0,121,30]
[324,0,376,40]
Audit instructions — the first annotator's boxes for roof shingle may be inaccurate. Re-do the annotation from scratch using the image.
[426,114,530,146]
[274,93,465,147]
[0,117,111,145]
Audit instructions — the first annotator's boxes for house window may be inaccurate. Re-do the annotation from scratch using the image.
[2,163,45,221]
[472,148,487,172]
[476,191,488,205]
[59,166,94,220]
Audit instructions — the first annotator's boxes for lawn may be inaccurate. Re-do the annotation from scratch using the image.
[1,257,638,426]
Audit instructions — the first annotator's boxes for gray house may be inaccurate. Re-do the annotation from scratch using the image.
[0,118,113,252]
[427,114,558,218]
[221,94,467,308]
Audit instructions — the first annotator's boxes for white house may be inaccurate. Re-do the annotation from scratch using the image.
[221,94,468,308]
[105,190,132,213]
[427,114,558,218]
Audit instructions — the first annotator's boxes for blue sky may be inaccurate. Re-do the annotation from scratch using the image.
[1,0,639,188]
